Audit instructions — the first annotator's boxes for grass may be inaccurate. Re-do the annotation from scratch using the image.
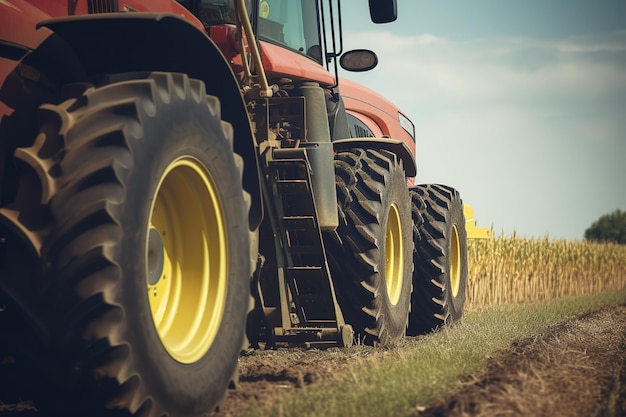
[241,288,626,417]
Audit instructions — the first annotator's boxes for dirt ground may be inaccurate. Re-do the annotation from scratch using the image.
[2,305,625,417]
[214,305,626,417]
[416,305,626,417]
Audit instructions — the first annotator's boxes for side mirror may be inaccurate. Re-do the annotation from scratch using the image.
[340,49,379,72]
[369,0,397,24]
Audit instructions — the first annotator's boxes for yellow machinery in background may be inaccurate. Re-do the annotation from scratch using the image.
[464,205,493,239]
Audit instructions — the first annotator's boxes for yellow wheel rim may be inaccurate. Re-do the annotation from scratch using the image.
[450,225,461,298]
[146,156,227,364]
[385,203,404,306]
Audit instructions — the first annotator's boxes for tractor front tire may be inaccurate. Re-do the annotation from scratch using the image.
[34,72,250,417]
[407,184,468,335]
[326,148,413,345]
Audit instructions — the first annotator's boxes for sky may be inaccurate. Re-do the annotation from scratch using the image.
[338,0,626,241]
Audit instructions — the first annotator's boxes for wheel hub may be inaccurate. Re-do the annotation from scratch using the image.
[385,203,404,305]
[450,224,461,297]
[146,156,227,364]
[147,227,165,286]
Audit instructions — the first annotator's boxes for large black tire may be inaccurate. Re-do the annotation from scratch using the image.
[407,184,468,335]
[27,72,250,417]
[325,148,413,345]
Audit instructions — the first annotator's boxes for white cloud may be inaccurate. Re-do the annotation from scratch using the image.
[341,30,626,239]
[343,30,626,109]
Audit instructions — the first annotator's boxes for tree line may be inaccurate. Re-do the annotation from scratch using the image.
[584,209,626,245]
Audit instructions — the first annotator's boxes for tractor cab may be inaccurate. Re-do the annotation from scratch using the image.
[178,0,395,86]
[176,0,415,159]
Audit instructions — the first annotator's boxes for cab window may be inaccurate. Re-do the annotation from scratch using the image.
[257,0,322,63]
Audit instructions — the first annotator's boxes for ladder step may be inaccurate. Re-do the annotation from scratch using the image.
[288,322,337,330]
[285,228,321,252]
[287,265,323,272]
[283,216,316,230]
[283,218,321,255]
[272,148,307,160]
[288,266,325,293]
[276,180,310,195]
[268,159,307,172]
[269,158,309,183]
[288,246,318,255]
[287,267,335,321]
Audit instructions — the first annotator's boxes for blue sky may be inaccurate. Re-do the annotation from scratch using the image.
[339,0,626,241]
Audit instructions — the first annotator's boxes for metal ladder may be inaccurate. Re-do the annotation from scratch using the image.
[266,148,352,347]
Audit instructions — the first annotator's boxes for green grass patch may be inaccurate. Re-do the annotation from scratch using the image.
[242,289,626,417]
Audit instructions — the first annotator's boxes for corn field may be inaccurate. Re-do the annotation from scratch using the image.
[466,233,626,307]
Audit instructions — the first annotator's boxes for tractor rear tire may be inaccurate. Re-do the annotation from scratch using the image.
[30,72,250,417]
[326,148,413,345]
[407,184,468,335]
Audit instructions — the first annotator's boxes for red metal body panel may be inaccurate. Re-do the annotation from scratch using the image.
[260,41,335,86]
[9,0,201,28]
[339,77,415,157]
[209,25,241,67]
[0,0,52,48]
[20,0,84,16]
[122,0,201,28]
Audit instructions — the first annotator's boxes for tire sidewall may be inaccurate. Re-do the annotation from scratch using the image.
[377,158,413,340]
[445,193,468,321]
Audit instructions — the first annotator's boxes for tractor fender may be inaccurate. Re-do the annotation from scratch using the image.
[332,138,417,178]
[38,13,262,229]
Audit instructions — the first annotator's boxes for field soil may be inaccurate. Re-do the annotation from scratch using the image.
[214,305,626,417]
[417,305,626,417]
[2,305,625,417]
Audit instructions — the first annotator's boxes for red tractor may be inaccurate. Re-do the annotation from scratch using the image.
[0,1,470,416]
